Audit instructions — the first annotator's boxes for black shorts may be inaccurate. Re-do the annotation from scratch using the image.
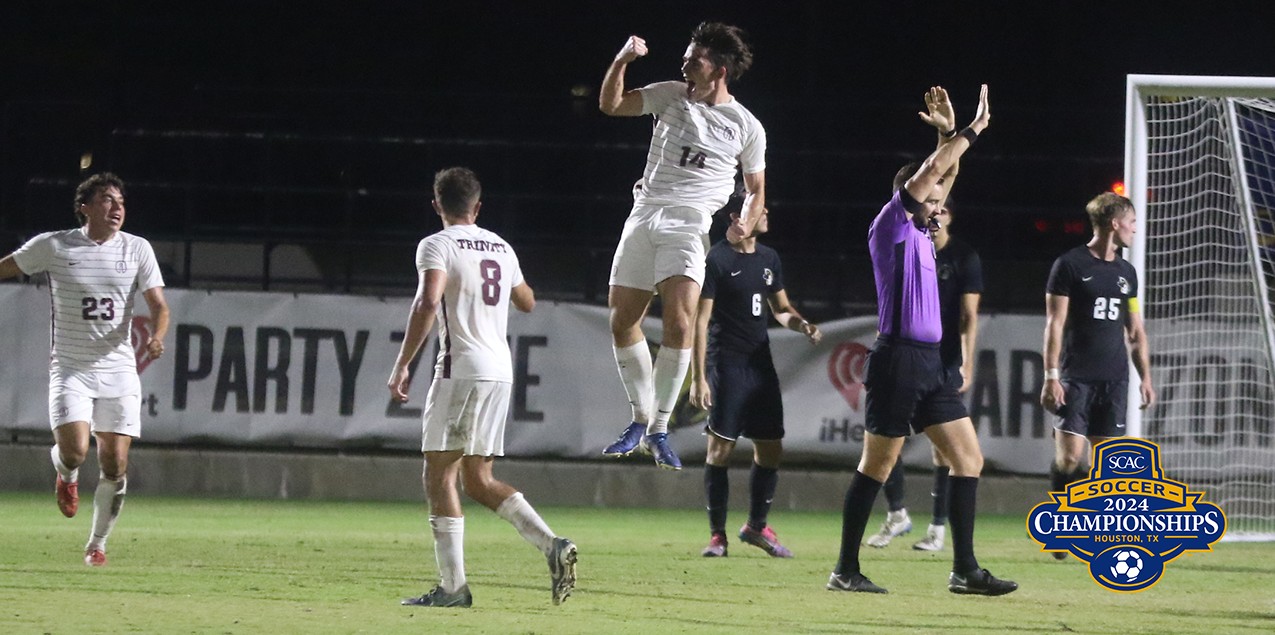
[706,360,784,441]
[863,336,969,438]
[1055,379,1128,438]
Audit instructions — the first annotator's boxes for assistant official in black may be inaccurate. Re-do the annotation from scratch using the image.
[689,208,821,559]
[1041,193,1155,555]
[934,207,984,381]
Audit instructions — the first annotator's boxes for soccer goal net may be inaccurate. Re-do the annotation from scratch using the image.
[1125,75,1275,541]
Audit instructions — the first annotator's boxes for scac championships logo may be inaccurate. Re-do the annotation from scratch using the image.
[1028,438,1225,592]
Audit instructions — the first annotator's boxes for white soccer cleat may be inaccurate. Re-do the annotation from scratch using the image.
[865,509,912,548]
[912,524,945,551]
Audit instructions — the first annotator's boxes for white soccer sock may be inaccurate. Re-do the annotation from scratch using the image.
[495,492,555,555]
[648,346,691,435]
[613,341,654,425]
[429,515,466,594]
[50,445,78,483]
[86,475,126,551]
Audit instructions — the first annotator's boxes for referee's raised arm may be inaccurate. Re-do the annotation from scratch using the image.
[903,85,990,222]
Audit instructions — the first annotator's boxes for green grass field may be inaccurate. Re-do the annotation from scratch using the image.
[1,492,1271,635]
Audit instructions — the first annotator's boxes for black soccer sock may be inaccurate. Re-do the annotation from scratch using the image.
[883,459,906,512]
[1070,464,1089,483]
[705,465,729,535]
[949,476,980,574]
[1049,462,1069,493]
[747,463,779,530]
[930,466,951,526]
[834,471,883,577]
[1050,462,1087,495]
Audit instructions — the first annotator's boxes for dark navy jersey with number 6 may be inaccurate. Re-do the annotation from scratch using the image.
[1046,245,1140,381]
[701,241,785,365]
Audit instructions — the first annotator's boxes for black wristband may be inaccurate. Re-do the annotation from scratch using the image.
[959,127,979,145]
[941,128,958,138]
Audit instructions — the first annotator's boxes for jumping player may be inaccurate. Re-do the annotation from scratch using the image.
[827,86,1016,596]
[0,173,169,567]
[598,22,766,470]
[1040,192,1155,558]
[866,198,983,552]
[689,208,821,558]
[388,167,576,607]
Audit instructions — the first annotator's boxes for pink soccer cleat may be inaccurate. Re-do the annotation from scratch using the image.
[56,475,78,518]
[85,549,107,567]
[739,524,793,558]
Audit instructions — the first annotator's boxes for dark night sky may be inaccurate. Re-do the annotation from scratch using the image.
[6,1,1270,124]
[2,1,1273,282]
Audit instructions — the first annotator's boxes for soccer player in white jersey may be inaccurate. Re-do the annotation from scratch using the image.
[387,167,577,608]
[599,22,767,470]
[0,173,169,567]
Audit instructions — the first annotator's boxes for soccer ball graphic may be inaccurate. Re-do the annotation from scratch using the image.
[1110,549,1143,582]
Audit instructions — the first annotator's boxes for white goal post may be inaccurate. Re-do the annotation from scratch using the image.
[1125,74,1275,541]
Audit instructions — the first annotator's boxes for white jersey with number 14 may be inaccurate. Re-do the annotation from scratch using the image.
[633,81,766,216]
[416,224,524,383]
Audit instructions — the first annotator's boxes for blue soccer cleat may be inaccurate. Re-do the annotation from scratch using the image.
[548,537,578,606]
[603,422,646,457]
[642,433,682,470]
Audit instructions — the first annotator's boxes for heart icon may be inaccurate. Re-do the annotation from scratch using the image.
[828,341,869,410]
[131,316,154,374]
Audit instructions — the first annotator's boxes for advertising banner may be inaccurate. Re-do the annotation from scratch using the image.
[1,285,1062,473]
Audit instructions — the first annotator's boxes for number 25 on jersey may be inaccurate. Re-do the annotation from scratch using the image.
[1093,297,1121,320]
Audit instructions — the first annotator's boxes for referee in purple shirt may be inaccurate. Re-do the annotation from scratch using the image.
[826,86,1016,597]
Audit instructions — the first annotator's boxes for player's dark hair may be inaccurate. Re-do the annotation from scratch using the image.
[690,22,753,83]
[433,167,482,217]
[892,161,922,192]
[73,172,125,225]
[1086,192,1135,230]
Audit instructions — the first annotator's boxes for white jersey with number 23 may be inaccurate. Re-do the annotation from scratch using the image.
[12,227,164,373]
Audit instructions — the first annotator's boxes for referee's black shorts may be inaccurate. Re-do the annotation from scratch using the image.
[864,336,969,438]
[1055,378,1128,438]
[706,356,784,442]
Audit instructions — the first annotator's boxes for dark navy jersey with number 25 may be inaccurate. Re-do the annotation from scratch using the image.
[701,241,785,364]
[1046,245,1140,382]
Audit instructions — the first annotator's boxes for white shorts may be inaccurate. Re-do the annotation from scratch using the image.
[421,378,511,456]
[609,204,711,292]
[48,368,143,437]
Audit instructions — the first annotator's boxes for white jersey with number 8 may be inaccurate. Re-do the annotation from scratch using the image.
[415,224,524,383]
[12,228,164,372]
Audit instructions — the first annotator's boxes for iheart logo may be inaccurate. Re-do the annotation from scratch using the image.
[827,341,869,410]
[131,316,153,374]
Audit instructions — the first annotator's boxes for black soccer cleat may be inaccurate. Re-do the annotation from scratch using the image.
[401,585,473,608]
[948,568,1018,596]
[826,572,888,594]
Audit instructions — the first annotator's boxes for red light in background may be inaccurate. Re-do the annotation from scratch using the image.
[1064,221,1086,234]
[1034,220,1049,233]
[1113,181,1126,196]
